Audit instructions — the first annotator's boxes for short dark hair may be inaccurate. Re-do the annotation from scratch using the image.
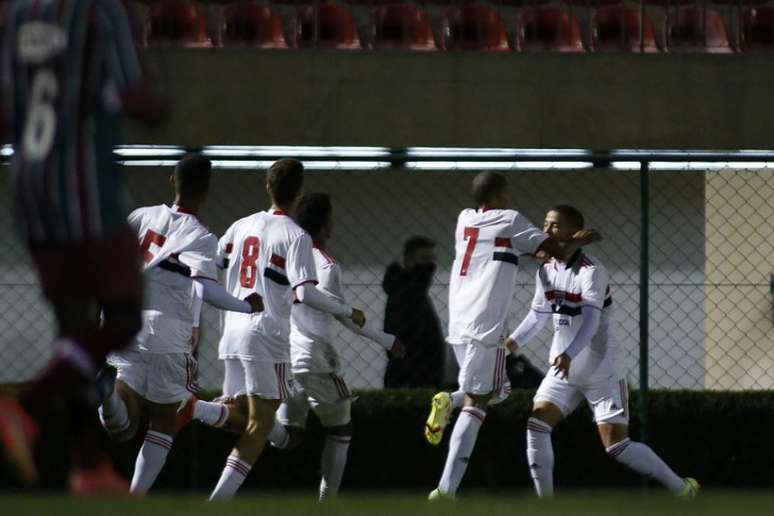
[472,171,507,205]
[267,159,304,205]
[550,205,585,230]
[174,154,211,198]
[296,193,332,239]
[403,235,435,260]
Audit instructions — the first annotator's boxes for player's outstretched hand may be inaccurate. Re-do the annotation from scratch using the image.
[350,308,366,328]
[552,353,571,380]
[245,293,264,313]
[389,339,406,359]
[505,336,519,354]
[572,229,603,246]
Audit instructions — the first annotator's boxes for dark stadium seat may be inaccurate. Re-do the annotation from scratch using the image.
[664,7,733,53]
[145,1,212,48]
[590,6,659,52]
[741,6,774,52]
[370,4,437,51]
[441,4,510,51]
[513,7,584,52]
[219,3,288,48]
[292,4,361,49]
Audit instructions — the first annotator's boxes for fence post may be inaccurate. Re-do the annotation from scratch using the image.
[639,160,650,449]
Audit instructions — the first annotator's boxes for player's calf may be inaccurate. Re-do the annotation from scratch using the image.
[319,423,352,501]
[603,434,690,495]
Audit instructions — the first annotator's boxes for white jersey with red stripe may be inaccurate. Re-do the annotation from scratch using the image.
[448,208,548,346]
[127,204,218,354]
[217,209,317,362]
[531,251,623,382]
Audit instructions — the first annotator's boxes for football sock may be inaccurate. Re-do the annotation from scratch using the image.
[209,454,253,500]
[99,388,130,435]
[268,419,290,449]
[606,439,686,493]
[193,400,229,428]
[130,431,173,494]
[450,391,465,410]
[437,406,486,495]
[526,417,554,498]
[319,435,351,501]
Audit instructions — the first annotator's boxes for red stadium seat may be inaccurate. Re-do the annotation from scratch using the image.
[218,3,288,48]
[590,6,659,52]
[145,1,212,48]
[441,4,510,51]
[292,5,361,49]
[370,4,437,51]
[664,7,733,53]
[741,6,774,52]
[514,7,584,52]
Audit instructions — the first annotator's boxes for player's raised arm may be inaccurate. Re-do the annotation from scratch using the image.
[100,0,168,126]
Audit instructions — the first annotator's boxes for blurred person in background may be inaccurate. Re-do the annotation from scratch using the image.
[382,236,445,389]
[0,0,167,493]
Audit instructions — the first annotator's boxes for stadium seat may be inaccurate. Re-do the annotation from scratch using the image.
[218,3,288,48]
[590,6,659,52]
[441,4,510,51]
[292,5,361,49]
[370,4,437,51]
[514,7,584,52]
[741,6,774,52]
[664,7,733,53]
[145,1,212,48]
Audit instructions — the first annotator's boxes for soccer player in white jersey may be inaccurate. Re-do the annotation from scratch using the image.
[428,172,601,500]
[506,205,699,499]
[97,155,263,495]
[265,193,406,501]
[199,159,366,500]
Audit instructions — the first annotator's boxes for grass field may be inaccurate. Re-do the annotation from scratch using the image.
[1,491,773,516]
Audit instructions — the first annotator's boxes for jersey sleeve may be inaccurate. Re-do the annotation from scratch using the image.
[530,266,552,313]
[286,233,318,289]
[217,225,236,269]
[97,0,143,90]
[579,266,609,310]
[510,212,549,255]
[181,233,218,281]
[127,208,144,234]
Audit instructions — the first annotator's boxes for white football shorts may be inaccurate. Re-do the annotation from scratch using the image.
[277,372,353,428]
[221,358,294,401]
[455,342,510,400]
[534,368,629,425]
[108,349,197,405]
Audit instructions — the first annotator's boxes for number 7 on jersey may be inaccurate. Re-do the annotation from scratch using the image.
[459,227,479,276]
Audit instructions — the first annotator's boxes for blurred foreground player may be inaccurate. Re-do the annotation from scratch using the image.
[427,172,601,500]
[201,160,366,500]
[266,193,405,501]
[98,155,263,495]
[0,0,166,492]
[507,205,699,499]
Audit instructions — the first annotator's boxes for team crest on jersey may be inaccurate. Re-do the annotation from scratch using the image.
[17,22,68,63]
[553,291,565,306]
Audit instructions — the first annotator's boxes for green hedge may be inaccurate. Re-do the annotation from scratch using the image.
[7,389,774,492]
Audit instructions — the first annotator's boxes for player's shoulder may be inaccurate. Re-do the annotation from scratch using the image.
[313,247,337,268]
[578,252,608,275]
[130,204,166,220]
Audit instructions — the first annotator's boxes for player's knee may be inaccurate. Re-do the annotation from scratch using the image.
[244,416,271,441]
[324,421,352,438]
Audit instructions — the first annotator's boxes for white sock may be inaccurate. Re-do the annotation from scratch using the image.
[319,434,351,501]
[526,417,554,498]
[209,454,253,500]
[268,419,290,449]
[450,391,465,410]
[130,431,173,495]
[437,406,485,495]
[98,389,129,435]
[194,400,229,427]
[607,439,686,493]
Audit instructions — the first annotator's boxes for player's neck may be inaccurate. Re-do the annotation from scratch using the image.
[270,203,293,216]
[174,197,200,215]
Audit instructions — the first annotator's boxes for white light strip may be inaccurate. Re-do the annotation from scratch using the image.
[611,161,643,170]
[406,147,590,158]
[114,145,186,157]
[202,145,390,158]
[405,161,594,171]
[1,145,13,157]
[120,159,391,170]
[648,161,774,171]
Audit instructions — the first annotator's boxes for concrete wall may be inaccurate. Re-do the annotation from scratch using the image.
[127,50,774,149]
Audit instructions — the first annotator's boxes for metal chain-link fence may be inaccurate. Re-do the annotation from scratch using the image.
[1,160,772,391]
